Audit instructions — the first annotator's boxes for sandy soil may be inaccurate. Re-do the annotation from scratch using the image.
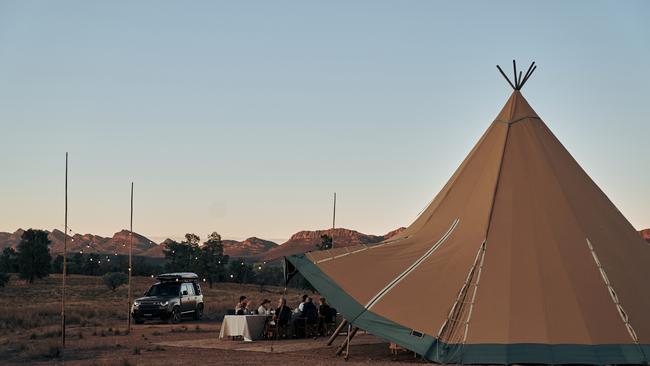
[1,319,426,366]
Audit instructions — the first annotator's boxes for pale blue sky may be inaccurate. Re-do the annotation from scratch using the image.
[1,1,648,242]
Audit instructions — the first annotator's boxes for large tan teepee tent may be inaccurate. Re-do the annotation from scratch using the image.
[286,63,650,364]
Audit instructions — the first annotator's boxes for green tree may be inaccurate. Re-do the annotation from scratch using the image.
[227,258,255,284]
[52,255,64,274]
[83,254,100,275]
[317,234,332,251]
[183,233,201,272]
[70,252,84,274]
[103,272,128,291]
[16,229,52,283]
[198,232,228,288]
[163,240,184,272]
[163,235,201,273]
[0,272,9,288]
[254,264,283,286]
[0,247,18,272]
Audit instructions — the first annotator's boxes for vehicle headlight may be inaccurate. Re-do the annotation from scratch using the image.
[133,301,140,307]
[159,301,169,307]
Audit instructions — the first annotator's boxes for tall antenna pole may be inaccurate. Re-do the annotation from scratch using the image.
[332,192,336,249]
[61,152,68,353]
[127,182,133,333]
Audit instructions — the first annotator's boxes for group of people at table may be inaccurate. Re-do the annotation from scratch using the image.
[234,294,338,338]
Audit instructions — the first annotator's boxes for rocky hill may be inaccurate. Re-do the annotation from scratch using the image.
[223,237,278,258]
[640,229,650,243]
[3,226,645,260]
[0,229,158,256]
[257,227,406,261]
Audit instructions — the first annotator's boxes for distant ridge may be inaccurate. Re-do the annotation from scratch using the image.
[256,227,407,261]
[3,227,644,259]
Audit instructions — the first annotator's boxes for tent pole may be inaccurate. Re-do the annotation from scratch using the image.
[332,192,336,249]
[335,326,358,356]
[496,65,515,90]
[127,182,133,333]
[327,318,347,345]
[61,152,68,356]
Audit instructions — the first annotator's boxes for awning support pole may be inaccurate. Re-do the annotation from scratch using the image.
[335,326,358,356]
[327,318,348,346]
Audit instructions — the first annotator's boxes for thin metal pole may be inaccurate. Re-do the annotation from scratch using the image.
[127,182,133,333]
[332,192,336,249]
[61,152,68,352]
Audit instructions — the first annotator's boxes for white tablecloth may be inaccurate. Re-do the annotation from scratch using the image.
[219,315,268,342]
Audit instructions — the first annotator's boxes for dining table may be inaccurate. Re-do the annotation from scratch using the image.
[219,314,269,342]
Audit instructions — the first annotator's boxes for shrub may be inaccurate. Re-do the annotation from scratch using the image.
[103,272,128,291]
[0,272,10,288]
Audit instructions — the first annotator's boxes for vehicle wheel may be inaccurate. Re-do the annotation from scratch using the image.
[169,307,182,324]
[194,304,204,320]
[134,318,144,325]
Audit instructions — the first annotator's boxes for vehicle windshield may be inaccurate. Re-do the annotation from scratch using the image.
[145,282,180,297]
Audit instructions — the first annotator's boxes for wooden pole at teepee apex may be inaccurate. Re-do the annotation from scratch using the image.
[61,152,68,352]
[331,192,336,249]
[127,182,133,333]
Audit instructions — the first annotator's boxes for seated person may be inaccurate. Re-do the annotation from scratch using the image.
[294,296,318,337]
[235,296,249,315]
[302,297,318,323]
[274,297,292,327]
[297,294,308,313]
[318,297,332,322]
[257,299,272,315]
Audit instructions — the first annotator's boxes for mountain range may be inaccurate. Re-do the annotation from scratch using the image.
[1,227,648,261]
[0,227,405,261]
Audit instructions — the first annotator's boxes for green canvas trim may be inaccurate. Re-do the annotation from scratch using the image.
[286,254,650,365]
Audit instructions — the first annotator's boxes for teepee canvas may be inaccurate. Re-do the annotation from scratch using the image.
[286,63,650,364]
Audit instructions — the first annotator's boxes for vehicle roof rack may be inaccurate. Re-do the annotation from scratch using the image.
[156,272,199,282]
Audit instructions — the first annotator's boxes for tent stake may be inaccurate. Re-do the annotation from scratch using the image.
[327,319,348,346]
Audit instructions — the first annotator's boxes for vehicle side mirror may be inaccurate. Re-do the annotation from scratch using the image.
[182,290,188,296]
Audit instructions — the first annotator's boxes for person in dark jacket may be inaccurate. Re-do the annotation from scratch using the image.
[317,297,336,335]
[274,297,292,327]
[294,296,318,337]
[301,297,318,323]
